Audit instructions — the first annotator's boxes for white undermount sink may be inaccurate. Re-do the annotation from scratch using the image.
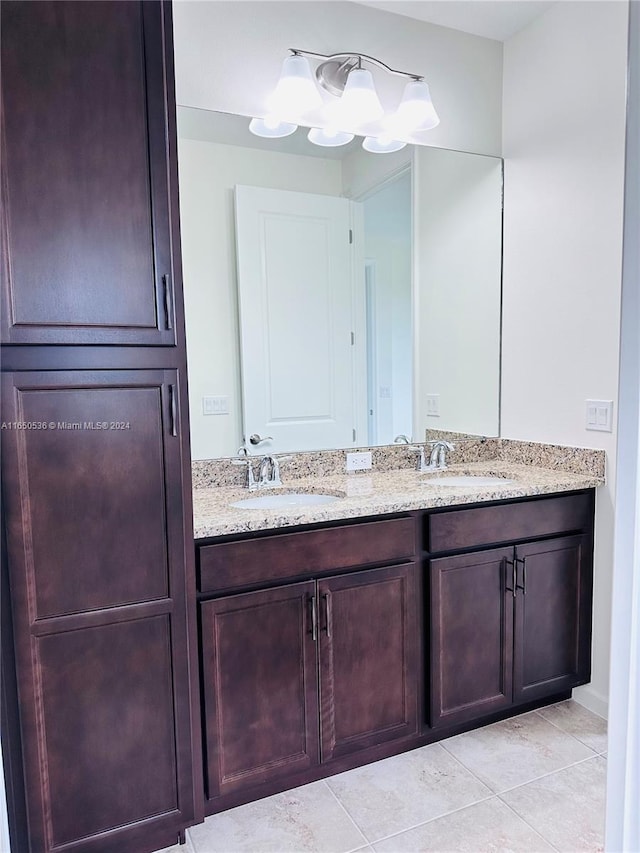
[230,492,342,509]
[422,475,515,487]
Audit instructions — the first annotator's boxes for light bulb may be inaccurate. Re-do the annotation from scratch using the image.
[307,127,354,147]
[266,54,323,118]
[393,80,440,132]
[249,116,298,138]
[362,135,407,154]
[333,67,384,126]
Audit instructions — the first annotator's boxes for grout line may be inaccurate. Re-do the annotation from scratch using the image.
[321,779,371,850]
[497,794,563,853]
[496,752,604,796]
[534,706,606,756]
[361,795,501,848]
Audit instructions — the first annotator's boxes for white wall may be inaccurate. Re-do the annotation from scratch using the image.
[502,0,629,716]
[178,137,342,459]
[173,0,503,157]
[414,145,503,437]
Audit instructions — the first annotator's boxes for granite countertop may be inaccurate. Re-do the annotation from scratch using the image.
[192,460,603,540]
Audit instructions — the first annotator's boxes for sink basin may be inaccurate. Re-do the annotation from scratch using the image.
[230,492,342,509]
[422,475,514,487]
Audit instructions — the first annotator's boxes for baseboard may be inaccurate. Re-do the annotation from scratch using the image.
[574,684,609,720]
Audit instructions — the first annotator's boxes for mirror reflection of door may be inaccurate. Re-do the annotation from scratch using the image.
[235,185,364,453]
[361,171,413,446]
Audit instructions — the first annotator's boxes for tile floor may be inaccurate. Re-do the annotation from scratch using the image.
[159,699,607,853]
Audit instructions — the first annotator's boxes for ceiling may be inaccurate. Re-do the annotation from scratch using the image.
[351,1,555,42]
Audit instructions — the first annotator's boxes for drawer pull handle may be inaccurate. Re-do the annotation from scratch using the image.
[323,592,332,638]
[516,557,527,594]
[504,558,516,598]
[162,273,173,330]
[169,384,178,437]
[310,595,318,641]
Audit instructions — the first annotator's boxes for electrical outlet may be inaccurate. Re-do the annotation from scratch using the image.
[203,395,229,415]
[346,451,372,472]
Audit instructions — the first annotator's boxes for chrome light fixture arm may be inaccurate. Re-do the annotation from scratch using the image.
[289,48,424,84]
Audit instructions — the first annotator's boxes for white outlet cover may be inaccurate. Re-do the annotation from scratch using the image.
[346,451,373,472]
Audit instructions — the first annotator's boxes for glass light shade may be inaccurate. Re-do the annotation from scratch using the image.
[362,135,407,154]
[307,127,354,147]
[266,55,323,117]
[249,116,298,138]
[393,80,440,131]
[334,67,384,125]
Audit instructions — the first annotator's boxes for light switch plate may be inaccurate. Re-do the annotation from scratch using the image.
[426,394,440,417]
[585,399,613,432]
[346,451,372,472]
[203,395,229,415]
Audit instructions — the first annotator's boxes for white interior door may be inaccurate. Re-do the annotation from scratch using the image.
[235,185,358,453]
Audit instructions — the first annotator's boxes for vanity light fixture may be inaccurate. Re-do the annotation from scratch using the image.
[266,53,323,116]
[362,135,407,154]
[248,116,298,138]
[307,127,355,147]
[249,48,440,153]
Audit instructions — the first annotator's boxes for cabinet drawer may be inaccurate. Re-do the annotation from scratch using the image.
[198,516,416,593]
[427,493,593,553]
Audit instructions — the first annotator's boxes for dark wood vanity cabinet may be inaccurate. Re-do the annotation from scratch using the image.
[1,0,180,346]
[198,520,419,811]
[1,2,200,851]
[428,496,594,728]
[196,490,595,817]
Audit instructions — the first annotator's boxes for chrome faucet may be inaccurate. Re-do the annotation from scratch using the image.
[232,453,257,490]
[427,440,454,470]
[257,454,292,489]
[394,434,411,444]
[258,455,280,488]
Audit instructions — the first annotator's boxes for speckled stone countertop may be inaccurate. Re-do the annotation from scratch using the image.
[192,460,603,540]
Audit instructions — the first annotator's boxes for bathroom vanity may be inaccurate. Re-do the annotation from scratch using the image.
[193,468,597,816]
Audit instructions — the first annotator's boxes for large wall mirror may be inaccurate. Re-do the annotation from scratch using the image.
[177,104,502,460]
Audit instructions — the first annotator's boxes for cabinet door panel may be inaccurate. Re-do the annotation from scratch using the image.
[430,547,514,727]
[318,564,418,761]
[201,582,319,800]
[37,616,178,849]
[1,369,198,852]
[514,534,592,702]
[1,371,179,617]
[0,1,176,345]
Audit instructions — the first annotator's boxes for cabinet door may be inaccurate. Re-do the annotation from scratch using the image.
[318,564,418,762]
[430,547,514,727]
[201,582,319,801]
[1,370,197,853]
[0,1,179,345]
[513,534,593,702]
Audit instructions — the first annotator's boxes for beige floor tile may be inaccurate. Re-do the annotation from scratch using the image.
[536,700,608,754]
[442,711,595,793]
[188,780,367,853]
[372,797,555,852]
[326,742,492,843]
[501,755,606,852]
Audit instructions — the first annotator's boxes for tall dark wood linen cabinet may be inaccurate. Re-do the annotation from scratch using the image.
[0,3,203,851]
